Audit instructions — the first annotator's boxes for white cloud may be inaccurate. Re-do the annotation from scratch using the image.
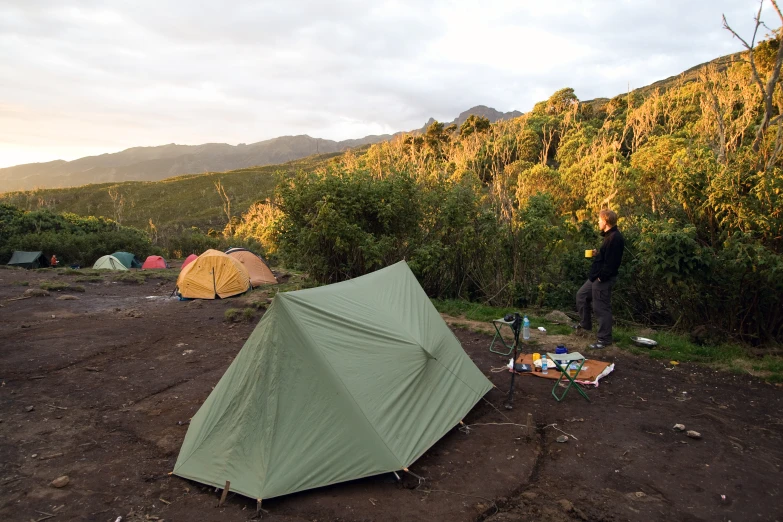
[0,0,778,167]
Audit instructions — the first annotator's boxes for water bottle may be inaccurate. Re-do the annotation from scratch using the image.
[542,355,548,374]
[522,315,530,340]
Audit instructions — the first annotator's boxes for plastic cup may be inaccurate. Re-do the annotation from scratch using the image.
[585,249,594,258]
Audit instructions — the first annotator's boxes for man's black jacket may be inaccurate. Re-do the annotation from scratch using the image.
[589,226,624,282]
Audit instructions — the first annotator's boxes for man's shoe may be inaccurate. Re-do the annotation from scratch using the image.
[588,342,610,349]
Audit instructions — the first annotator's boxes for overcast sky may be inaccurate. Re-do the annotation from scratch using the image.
[0,0,778,168]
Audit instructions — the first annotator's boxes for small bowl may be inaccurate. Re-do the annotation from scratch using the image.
[631,336,658,348]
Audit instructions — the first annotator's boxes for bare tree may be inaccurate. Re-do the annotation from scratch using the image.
[214,180,232,233]
[107,187,125,226]
[540,123,556,166]
[723,0,783,166]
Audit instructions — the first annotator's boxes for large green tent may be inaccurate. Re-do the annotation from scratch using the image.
[111,251,142,269]
[174,261,492,501]
[93,255,128,270]
[7,251,50,269]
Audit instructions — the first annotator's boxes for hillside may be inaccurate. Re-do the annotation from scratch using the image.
[0,105,521,193]
[0,153,340,234]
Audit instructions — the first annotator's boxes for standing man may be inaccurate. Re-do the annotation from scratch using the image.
[575,209,624,349]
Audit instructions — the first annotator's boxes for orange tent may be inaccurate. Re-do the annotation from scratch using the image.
[176,249,251,299]
[181,254,198,270]
[225,248,277,287]
[141,255,168,270]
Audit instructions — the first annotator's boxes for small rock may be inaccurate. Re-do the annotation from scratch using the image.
[50,475,69,488]
[25,405,34,412]
[24,288,49,297]
[56,295,80,300]
[635,491,646,498]
[557,499,574,512]
[686,430,702,439]
[31,453,38,458]
[673,423,686,431]
[556,435,569,443]
[521,491,537,500]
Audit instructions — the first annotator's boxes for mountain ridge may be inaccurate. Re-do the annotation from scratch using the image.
[0,105,520,193]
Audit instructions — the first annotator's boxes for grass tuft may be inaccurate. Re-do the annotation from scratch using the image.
[39,281,70,291]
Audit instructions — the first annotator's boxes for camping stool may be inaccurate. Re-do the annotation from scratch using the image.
[489,317,517,355]
[546,352,591,403]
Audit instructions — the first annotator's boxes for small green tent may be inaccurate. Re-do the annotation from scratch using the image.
[7,251,50,269]
[174,261,492,500]
[111,251,142,269]
[93,255,128,270]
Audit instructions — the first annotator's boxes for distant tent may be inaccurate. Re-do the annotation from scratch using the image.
[176,249,251,299]
[141,255,168,270]
[93,255,128,271]
[225,247,277,287]
[111,251,142,269]
[173,261,492,501]
[181,254,198,270]
[7,251,50,269]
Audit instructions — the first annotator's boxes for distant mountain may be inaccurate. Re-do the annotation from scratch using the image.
[421,105,523,131]
[0,105,521,193]
[0,135,393,193]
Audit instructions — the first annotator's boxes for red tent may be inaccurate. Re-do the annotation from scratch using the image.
[141,255,168,270]
[181,254,198,270]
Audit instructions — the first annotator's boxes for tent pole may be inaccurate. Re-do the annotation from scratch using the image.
[504,313,522,410]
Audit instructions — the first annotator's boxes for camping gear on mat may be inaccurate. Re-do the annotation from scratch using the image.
[175,249,250,299]
[173,260,492,501]
[111,251,142,269]
[93,255,128,270]
[6,251,50,269]
[141,255,168,270]
[181,254,198,270]
[225,247,277,286]
[513,353,614,387]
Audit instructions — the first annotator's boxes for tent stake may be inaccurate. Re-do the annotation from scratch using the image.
[393,471,401,481]
[218,480,230,507]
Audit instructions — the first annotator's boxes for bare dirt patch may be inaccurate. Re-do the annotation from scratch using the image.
[0,266,781,522]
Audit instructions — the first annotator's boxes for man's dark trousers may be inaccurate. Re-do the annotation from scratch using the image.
[576,277,616,344]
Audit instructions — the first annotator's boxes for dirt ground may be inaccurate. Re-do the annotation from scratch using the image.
[1,265,781,522]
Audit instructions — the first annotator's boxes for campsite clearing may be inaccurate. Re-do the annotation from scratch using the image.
[0,264,781,522]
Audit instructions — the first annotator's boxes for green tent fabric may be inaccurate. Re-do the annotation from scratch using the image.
[93,255,128,270]
[174,260,492,501]
[111,251,142,269]
[7,251,50,269]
